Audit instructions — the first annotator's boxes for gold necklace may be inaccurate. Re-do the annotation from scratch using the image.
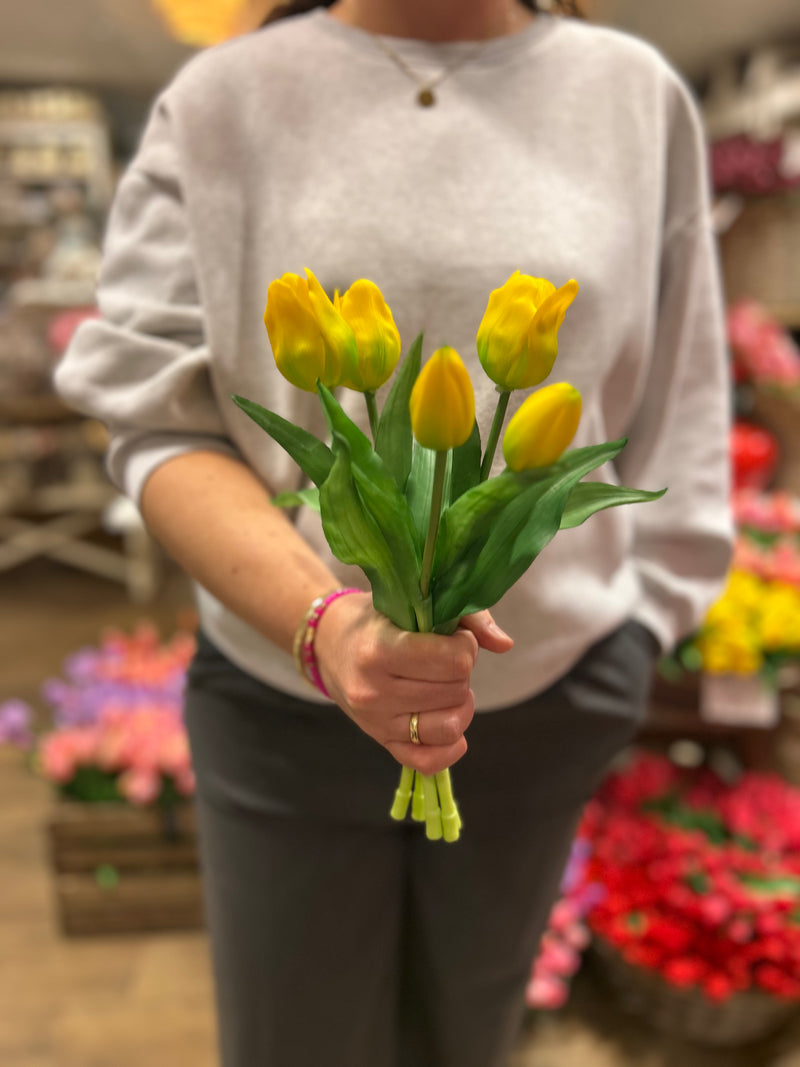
[373,35,489,108]
[364,4,528,108]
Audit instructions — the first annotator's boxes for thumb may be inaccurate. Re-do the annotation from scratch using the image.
[458,610,514,653]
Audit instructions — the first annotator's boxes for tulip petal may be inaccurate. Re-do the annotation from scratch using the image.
[532,279,579,337]
[502,383,582,471]
[339,279,401,391]
[504,271,555,306]
[410,347,475,452]
[305,268,358,387]
[477,272,562,390]
[477,295,533,388]
[280,271,314,311]
[264,278,325,392]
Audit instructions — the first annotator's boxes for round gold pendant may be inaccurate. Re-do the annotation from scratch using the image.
[417,88,436,107]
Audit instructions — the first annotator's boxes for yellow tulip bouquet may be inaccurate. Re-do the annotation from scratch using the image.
[232,269,664,842]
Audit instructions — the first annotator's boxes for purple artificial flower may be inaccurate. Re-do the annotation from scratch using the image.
[0,700,34,748]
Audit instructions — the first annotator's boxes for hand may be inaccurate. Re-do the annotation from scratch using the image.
[314,594,512,775]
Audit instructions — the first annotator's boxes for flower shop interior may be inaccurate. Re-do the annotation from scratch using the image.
[2,0,800,1064]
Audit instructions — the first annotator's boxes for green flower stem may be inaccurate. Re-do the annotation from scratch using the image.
[421,774,443,841]
[435,770,461,842]
[390,765,414,820]
[479,388,511,482]
[414,596,433,634]
[364,390,379,442]
[419,449,449,600]
[393,451,457,839]
[412,772,425,822]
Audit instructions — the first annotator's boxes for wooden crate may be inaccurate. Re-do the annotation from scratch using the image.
[46,800,204,937]
[642,673,780,772]
[593,936,798,1046]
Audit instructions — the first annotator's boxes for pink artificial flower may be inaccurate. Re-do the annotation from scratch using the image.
[562,921,591,952]
[174,768,196,797]
[548,898,579,933]
[728,917,754,944]
[39,733,79,783]
[157,731,191,777]
[118,767,161,805]
[526,975,569,1010]
[537,934,582,978]
[698,895,734,926]
[728,301,800,389]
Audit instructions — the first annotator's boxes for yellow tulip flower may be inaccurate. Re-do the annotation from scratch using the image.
[502,382,582,471]
[477,272,579,391]
[304,269,359,385]
[263,269,357,391]
[409,347,475,452]
[336,280,401,392]
[263,276,325,392]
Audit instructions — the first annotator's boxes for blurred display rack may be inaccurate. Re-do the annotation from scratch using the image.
[0,89,113,211]
[0,413,161,603]
[718,191,800,332]
[0,88,158,601]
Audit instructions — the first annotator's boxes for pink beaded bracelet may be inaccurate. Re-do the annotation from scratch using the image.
[292,587,361,698]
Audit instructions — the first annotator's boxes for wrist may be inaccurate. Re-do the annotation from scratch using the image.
[293,587,362,697]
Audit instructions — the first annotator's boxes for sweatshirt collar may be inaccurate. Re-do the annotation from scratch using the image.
[305,6,561,69]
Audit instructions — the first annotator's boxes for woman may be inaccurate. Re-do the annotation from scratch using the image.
[55,1,733,1064]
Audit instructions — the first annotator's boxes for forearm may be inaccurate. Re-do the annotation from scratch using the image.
[140,450,342,653]
[140,448,510,774]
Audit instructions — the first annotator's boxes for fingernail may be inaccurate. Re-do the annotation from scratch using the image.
[488,621,511,640]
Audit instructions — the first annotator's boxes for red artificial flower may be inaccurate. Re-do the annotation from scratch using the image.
[584,750,800,1003]
[662,957,708,988]
[703,972,737,1002]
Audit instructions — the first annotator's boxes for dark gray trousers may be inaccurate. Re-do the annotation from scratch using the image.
[184,619,656,1067]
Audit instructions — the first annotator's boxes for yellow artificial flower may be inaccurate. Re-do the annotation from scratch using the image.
[760,582,800,652]
[698,631,763,675]
[502,382,582,471]
[727,571,764,611]
[264,269,357,391]
[336,280,401,392]
[476,272,579,390]
[692,568,800,674]
[409,347,475,452]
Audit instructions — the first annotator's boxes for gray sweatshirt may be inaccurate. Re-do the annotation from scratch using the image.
[55,10,733,709]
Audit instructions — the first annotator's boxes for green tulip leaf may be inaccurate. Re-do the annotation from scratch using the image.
[319,443,416,631]
[434,441,628,588]
[434,469,527,577]
[405,443,437,547]
[270,487,321,512]
[449,419,482,504]
[433,439,627,623]
[374,334,422,492]
[318,382,422,617]
[231,394,333,487]
[560,481,667,529]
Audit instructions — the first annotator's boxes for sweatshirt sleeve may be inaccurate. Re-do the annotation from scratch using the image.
[615,82,734,653]
[53,94,239,507]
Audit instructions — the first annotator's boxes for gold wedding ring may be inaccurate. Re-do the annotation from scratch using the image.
[409,713,421,745]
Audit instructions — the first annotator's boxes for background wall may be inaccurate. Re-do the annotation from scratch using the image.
[0,0,798,89]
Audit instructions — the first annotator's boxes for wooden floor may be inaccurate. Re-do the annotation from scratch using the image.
[2,558,800,1066]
